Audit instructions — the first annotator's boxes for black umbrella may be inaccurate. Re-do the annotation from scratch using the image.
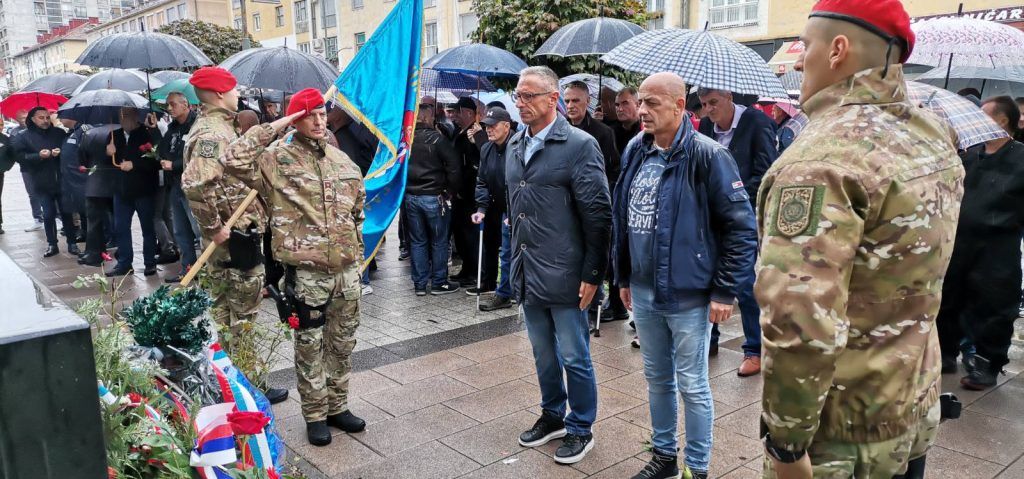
[73,69,164,95]
[153,70,191,83]
[57,89,149,124]
[75,31,212,70]
[535,17,645,57]
[21,72,87,96]
[219,47,338,93]
[423,43,528,78]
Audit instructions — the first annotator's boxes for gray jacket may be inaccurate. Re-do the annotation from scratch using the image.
[505,114,612,307]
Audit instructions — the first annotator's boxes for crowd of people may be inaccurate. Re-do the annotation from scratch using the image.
[0,0,1022,477]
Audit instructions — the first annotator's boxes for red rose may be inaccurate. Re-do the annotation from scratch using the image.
[287,313,300,330]
[226,410,270,435]
[139,143,153,153]
[127,392,144,406]
[108,467,117,479]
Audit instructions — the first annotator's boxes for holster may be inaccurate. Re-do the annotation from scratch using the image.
[279,266,331,330]
[219,223,264,271]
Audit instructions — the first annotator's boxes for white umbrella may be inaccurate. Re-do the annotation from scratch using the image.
[908,17,1024,69]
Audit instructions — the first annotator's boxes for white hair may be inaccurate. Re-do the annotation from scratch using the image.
[519,65,559,91]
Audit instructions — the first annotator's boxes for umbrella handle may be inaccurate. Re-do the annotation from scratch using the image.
[109,131,121,167]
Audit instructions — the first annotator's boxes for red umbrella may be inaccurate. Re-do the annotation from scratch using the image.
[0,91,68,118]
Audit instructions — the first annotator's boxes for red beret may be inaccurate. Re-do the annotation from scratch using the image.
[286,88,325,118]
[810,0,915,63]
[189,67,237,93]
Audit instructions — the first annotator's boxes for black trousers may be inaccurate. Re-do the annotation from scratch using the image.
[263,227,284,289]
[85,197,114,257]
[478,208,504,291]
[451,198,478,279]
[937,231,1022,370]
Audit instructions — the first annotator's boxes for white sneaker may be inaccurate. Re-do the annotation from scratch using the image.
[361,284,373,296]
[24,221,43,232]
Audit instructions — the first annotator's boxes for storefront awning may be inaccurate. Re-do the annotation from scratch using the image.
[768,41,804,75]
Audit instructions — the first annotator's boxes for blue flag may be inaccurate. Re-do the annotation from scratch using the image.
[331,0,422,267]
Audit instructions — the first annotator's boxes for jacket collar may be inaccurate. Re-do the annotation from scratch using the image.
[802,64,908,120]
[284,130,327,156]
[511,113,571,145]
[639,115,694,161]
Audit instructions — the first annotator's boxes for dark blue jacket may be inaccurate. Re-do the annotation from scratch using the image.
[613,119,758,308]
[698,106,778,205]
[506,114,612,307]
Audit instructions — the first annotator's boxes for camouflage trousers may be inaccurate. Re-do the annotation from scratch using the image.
[763,400,941,478]
[290,266,361,422]
[208,259,265,355]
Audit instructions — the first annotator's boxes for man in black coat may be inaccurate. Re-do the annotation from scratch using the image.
[697,88,779,376]
[77,124,118,266]
[507,66,611,465]
[328,106,377,176]
[469,107,515,310]
[59,119,88,246]
[450,96,488,286]
[106,108,163,277]
[12,107,73,257]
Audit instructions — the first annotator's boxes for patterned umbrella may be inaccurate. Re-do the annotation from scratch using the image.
[779,70,802,95]
[601,28,788,98]
[423,43,528,78]
[535,17,645,57]
[906,80,1008,150]
[908,17,1024,68]
[21,72,87,96]
[915,64,1024,98]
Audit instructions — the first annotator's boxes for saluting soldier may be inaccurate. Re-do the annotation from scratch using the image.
[220,88,367,447]
[755,1,965,478]
[180,66,288,404]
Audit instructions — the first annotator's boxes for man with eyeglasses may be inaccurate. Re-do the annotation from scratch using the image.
[508,65,611,466]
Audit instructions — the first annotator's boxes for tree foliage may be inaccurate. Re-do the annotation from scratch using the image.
[471,0,651,81]
[157,20,261,65]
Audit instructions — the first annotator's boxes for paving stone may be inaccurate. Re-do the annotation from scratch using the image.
[354,404,478,457]
[445,354,536,390]
[967,375,1024,424]
[707,348,747,379]
[342,440,479,479]
[708,427,763,478]
[438,409,537,465]
[602,370,649,400]
[348,397,393,426]
[592,346,645,374]
[708,371,763,408]
[444,379,539,423]
[935,410,1024,465]
[926,446,1005,478]
[458,448,586,479]
[715,402,762,440]
[569,417,653,475]
[595,385,646,422]
[585,457,649,479]
[373,350,476,384]
[997,452,1024,478]
[274,414,382,475]
[450,334,532,362]
[361,375,477,417]
[349,369,401,398]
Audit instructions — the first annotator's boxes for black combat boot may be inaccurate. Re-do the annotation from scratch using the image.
[306,421,332,446]
[327,411,366,433]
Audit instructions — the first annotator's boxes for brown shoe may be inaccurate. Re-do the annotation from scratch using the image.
[737,356,761,377]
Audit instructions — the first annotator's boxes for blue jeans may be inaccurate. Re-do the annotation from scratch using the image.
[495,213,512,299]
[168,184,198,270]
[405,194,451,289]
[522,304,598,436]
[631,283,713,472]
[737,272,762,357]
[113,194,157,269]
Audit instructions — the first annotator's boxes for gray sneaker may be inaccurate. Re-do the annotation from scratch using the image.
[480,294,513,312]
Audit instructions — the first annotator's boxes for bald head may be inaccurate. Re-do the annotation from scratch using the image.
[797,17,905,102]
[638,73,688,148]
[237,110,260,134]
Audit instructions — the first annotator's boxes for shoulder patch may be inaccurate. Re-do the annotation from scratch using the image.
[197,139,219,158]
[771,186,824,237]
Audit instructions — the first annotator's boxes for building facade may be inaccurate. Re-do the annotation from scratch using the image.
[85,0,232,41]
[8,18,98,88]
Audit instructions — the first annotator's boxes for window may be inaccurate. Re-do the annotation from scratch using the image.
[354,32,365,52]
[275,6,284,26]
[232,0,240,9]
[352,0,363,10]
[294,0,308,33]
[177,4,187,19]
[166,7,177,22]
[423,22,437,57]
[458,13,478,44]
[646,0,664,29]
[252,13,260,31]
[324,36,337,60]
[234,16,242,30]
[322,0,336,28]
[298,42,310,53]
[709,0,759,28]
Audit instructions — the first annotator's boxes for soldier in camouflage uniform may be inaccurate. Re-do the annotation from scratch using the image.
[220,88,366,447]
[755,2,964,478]
[181,67,289,405]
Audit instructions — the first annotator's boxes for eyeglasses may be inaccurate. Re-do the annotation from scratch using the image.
[418,103,435,110]
[512,90,553,102]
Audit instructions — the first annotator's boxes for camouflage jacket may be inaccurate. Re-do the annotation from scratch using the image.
[754,65,964,451]
[221,123,365,275]
[181,106,268,239]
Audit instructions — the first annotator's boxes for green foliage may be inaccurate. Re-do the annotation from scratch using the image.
[157,20,262,64]
[471,0,650,81]
[121,285,213,355]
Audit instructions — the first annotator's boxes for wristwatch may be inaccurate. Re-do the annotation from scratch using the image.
[763,434,807,464]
